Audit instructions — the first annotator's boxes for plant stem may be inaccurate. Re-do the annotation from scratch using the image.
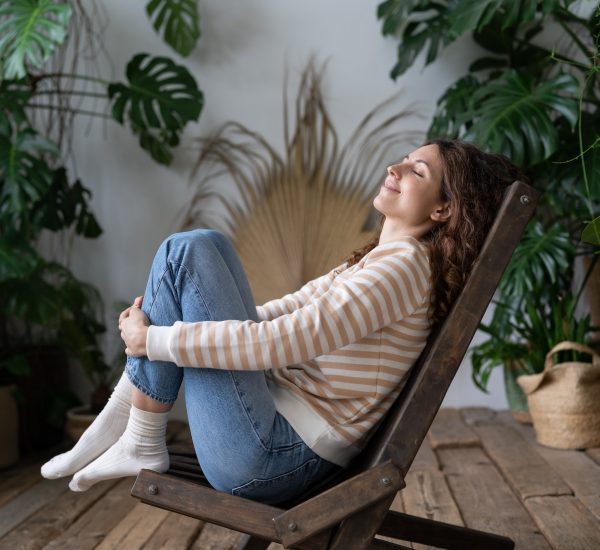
[34,72,110,87]
[34,90,108,99]
[27,104,112,120]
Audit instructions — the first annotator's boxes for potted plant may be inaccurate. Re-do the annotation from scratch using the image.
[0,0,203,453]
[376,0,600,412]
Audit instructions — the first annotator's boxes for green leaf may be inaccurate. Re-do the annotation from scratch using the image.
[450,0,562,37]
[464,70,579,166]
[0,129,57,226]
[428,75,479,139]
[31,167,103,237]
[378,1,456,79]
[0,235,38,281]
[500,220,575,299]
[0,0,72,79]
[0,78,31,131]
[582,216,600,245]
[108,53,203,165]
[146,0,200,57]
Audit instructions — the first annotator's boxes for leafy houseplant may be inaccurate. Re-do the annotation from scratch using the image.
[377,0,600,413]
[0,0,204,450]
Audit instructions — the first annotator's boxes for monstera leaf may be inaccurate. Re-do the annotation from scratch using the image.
[0,236,38,282]
[0,0,72,79]
[0,129,57,218]
[146,0,200,57]
[0,78,31,133]
[463,70,578,166]
[449,0,566,36]
[108,54,203,165]
[500,221,574,299]
[378,0,456,79]
[428,75,480,139]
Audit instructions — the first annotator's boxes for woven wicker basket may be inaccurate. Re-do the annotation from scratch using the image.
[517,341,600,449]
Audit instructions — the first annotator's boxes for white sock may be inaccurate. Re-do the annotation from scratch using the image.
[41,371,133,479]
[68,404,170,492]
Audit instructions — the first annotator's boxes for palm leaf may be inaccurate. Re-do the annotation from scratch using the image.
[146,0,200,57]
[464,70,579,166]
[499,220,574,299]
[108,53,203,165]
[0,0,72,79]
[182,63,417,304]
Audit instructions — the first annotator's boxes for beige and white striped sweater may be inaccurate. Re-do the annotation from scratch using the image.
[147,236,432,466]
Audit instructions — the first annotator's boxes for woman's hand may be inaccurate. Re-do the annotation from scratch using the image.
[119,296,150,357]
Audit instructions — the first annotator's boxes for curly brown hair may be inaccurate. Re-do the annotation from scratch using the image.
[341,139,526,327]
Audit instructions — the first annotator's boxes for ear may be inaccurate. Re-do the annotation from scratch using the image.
[430,202,451,223]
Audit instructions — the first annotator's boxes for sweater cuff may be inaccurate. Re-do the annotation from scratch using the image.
[146,325,175,362]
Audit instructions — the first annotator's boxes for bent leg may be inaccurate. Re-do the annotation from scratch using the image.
[125,228,259,403]
[70,229,263,490]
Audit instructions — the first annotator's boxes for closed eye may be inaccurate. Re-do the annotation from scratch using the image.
[412,170,424,177]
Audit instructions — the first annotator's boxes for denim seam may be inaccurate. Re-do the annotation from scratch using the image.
[168,260,215,321]
[228,371,305,454]
[231,457,318,494]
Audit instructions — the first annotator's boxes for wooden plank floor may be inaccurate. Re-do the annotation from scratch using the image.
[1,408,599,549]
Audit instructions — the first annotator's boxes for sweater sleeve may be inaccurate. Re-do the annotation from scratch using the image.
[146,249,430,370]
[255,263,345,321]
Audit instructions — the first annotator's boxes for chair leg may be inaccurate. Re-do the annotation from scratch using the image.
[379,510,514,550]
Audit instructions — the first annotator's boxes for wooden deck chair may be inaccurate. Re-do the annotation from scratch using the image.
[132,180,539,550]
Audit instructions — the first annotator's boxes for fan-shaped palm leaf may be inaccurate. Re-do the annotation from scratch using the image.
[146,0,200,57]
[182,63,417,304]
[464,70,578,166]
[499,220,574,299]
[108,53,203,165]
[0,0,72,79]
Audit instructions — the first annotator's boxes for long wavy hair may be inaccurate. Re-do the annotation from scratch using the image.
[342,139,526,327]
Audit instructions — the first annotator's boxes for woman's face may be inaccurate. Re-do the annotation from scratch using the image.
[373,144,448,237]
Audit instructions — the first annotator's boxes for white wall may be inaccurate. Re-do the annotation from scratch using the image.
[68,0,508,419]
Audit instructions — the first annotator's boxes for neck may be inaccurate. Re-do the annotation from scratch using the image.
[378,218,435,244]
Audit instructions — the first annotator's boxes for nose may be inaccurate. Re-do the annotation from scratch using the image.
[387,164,402,179]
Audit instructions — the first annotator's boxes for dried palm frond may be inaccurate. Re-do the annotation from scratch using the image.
[181,62,420,304]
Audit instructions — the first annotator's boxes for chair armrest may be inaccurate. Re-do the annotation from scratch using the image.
[274,460,404,547]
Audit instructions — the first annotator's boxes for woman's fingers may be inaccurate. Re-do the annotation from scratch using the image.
[133,295,143,308]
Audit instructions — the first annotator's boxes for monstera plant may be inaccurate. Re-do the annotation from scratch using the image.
[0,0,204,453]
[377,0,600,417]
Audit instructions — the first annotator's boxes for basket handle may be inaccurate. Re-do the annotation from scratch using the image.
[544,341,600,372]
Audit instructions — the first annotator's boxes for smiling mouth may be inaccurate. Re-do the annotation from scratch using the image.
[382,183,400,193]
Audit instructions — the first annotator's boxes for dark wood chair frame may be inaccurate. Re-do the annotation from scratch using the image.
[132,180,540,550]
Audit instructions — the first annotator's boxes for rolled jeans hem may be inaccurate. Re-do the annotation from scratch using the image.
[125,364,178,405]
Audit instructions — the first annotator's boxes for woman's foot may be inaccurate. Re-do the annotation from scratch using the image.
[69,405,169,492]
[41,371,133,479]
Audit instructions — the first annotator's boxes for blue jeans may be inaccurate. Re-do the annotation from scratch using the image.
[125,229,340,505]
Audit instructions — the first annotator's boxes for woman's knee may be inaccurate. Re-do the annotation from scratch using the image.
[159,228,228,259]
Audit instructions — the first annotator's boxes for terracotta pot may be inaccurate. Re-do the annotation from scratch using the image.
[0,384,19,468]
[65,405,97,443]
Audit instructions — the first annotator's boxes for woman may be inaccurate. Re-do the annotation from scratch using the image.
[41,139,523,505]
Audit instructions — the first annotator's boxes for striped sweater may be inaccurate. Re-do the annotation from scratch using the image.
[146,236,432,466]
